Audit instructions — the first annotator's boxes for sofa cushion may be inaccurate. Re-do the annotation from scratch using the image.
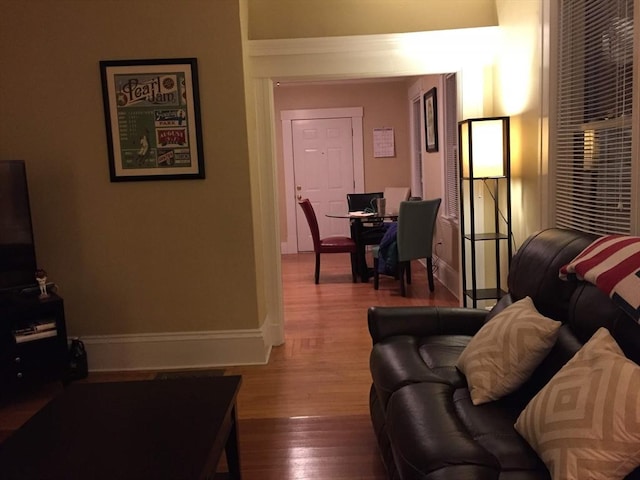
[515,328,640,480]
[507,229,595,322]
[386,382,548,480]
[370,334,470,410]
[457,297,562,405]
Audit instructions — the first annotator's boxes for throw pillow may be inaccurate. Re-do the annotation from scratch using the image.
[559,235,640,321]
[514,328,640,480]
[456,296,561,405]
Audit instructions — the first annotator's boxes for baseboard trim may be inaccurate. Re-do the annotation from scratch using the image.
[82,323,273,372]
[433,255,460,303]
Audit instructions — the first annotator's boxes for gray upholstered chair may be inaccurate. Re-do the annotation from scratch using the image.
[373,198,441,295]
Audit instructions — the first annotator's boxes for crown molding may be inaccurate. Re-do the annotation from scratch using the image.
[247,27,499,57]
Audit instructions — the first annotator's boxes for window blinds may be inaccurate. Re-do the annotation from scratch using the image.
[555,0,634,235]
[444,73,459,220]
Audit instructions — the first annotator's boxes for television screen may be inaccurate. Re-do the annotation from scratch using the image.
[0,160,38,292]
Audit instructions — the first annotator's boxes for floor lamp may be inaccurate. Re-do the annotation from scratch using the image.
[458,116,512,308]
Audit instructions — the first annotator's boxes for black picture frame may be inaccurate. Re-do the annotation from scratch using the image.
[424,87,438,153]
[100,58,205,182]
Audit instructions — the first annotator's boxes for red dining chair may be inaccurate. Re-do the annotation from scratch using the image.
[298,199,358,284]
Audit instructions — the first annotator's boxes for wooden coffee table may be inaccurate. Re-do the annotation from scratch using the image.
[0,376,242,479]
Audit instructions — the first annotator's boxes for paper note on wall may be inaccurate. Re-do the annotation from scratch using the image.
[373,127,395,158]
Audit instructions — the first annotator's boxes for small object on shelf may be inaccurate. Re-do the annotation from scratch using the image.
[13,318,58,343]
[35,268,49,298]
[458,117,512,308]
[14,329,58,344]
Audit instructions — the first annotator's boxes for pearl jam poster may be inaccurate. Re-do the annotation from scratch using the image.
[100,58,205,181]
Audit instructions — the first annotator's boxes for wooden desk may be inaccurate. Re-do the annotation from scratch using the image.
[0,376,243,480]
[326,212,397,282]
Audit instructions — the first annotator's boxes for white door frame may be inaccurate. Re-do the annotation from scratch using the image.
[408,79,423,199]
[281,107,365,254]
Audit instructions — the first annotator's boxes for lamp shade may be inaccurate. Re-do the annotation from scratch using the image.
[459,117,510,178]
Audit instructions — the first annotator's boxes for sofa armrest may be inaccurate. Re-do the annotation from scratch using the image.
[368,306,488,344]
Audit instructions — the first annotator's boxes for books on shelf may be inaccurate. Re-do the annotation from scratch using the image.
[13,320,57,343]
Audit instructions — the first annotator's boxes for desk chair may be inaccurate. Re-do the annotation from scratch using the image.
[298,199,357,284]
[346,192,386,244]
[373,198,441,295]
[346,192,383,213]
[346,192,388,281]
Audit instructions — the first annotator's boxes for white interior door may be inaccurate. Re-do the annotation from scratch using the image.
[293,117,354,251]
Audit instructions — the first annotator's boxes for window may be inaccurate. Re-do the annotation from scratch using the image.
[554,0,634,235]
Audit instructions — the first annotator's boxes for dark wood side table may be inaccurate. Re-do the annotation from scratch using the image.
[0,376,243,479]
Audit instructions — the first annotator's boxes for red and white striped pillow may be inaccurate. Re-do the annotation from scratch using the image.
[560,235,640,322]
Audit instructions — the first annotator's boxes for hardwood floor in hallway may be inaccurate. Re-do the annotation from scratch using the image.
[0,252,459,479]
[229,252,459,420]
[225,252,459,479]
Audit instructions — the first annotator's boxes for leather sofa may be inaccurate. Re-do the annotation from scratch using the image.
[368,228,640,480]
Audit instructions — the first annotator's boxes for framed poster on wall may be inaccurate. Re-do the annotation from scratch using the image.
[100,58,205,182]
[424,87,438,153]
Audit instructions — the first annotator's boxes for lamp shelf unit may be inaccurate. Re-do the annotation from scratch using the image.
[464,287,507,302]
[459,117,512,309]
[463,232,510,242]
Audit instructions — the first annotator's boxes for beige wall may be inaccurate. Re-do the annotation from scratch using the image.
[494,0,545,246]
[273,79,414,241]
[0,0,261,337]
[0,0,548,367]
[416,75,460,290]
[248,0,498,39]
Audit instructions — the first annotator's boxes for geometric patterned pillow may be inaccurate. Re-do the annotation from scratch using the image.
[515,328,640,480]
[456,296,562,405]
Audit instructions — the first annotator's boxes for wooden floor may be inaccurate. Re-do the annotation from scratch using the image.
[0,252,458,479]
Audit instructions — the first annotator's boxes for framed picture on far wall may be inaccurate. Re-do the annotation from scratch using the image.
[99,58,205,182]
[424,87,438,153]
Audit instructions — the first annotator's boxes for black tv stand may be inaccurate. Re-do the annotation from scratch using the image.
[0,292,68,396]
